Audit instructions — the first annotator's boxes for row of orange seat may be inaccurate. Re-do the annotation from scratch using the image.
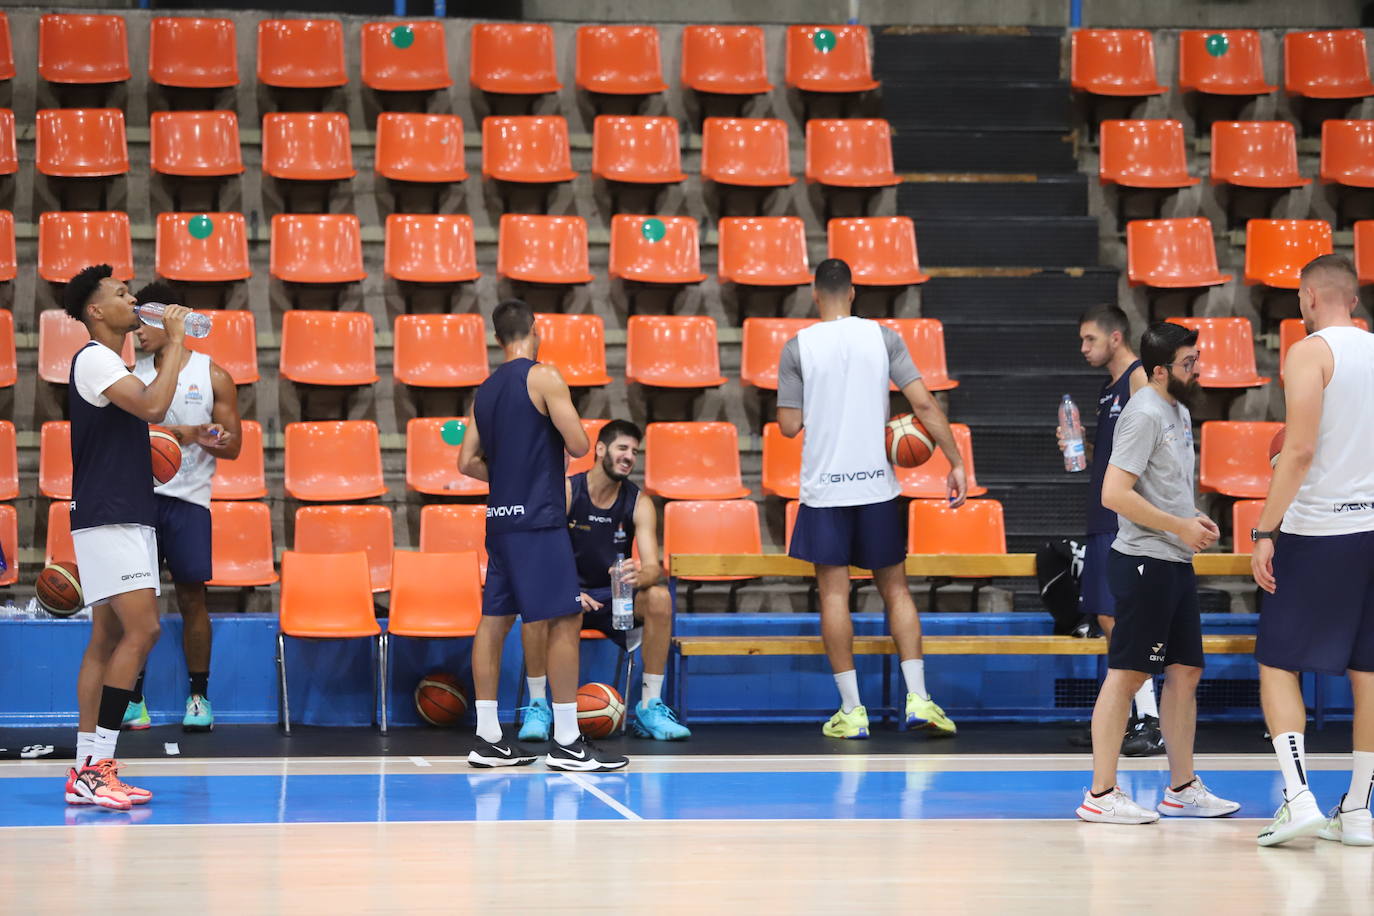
[1126,217,1345,289]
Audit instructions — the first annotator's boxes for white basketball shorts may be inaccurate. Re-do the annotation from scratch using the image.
[70,523,161,606]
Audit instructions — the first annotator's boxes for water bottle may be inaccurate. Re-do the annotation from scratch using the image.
[1059,394,1087,473]
[136,303,212,339]
[611,554,634,631]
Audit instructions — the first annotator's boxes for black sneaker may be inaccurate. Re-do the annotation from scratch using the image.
[467,737,538,768]
[1121,715,1165,757]
[544,736,629,772]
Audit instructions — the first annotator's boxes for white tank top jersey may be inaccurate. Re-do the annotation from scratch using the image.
[797,317,901,508]
[133,350,216,508]
[1283,326,1374,536]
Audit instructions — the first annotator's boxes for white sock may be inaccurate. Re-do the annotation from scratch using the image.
[642,673,664,703]
[475,700,502,743]
[1272,732,1312,801]
[75,732,96,767]
[900,658,928,700]
[552,702,579,746]
[91,726,119,763]
[526,676,547,703]
[834,669,861,713]
[1134,679,1158,719]
[1347,750,1374,811]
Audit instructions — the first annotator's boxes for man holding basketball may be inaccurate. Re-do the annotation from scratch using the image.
[778,258,965,739]
[61,265,191,810]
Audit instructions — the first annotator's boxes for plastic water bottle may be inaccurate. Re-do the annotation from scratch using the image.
[136,303,212,339]
[611,554,634,631]
[1059,394,1087,473]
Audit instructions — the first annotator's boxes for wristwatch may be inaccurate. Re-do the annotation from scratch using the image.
[1251,528,1277,542]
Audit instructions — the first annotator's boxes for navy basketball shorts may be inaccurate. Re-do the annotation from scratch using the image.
[482,527,584,622]
[1106,550,1204,674]
[788,497,907,571]
[155,495,213,584]
[1256,530,1374,676]
[1079,532,1118,617]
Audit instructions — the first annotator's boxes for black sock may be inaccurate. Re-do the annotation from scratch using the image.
[1171,778,1196,793]
[189,671,209,698]
[97,686,136,732]
[1091,786,1114,798]
[131,669,145,705]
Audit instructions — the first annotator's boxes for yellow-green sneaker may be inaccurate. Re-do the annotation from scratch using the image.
[906,693,956,735]
[822,705,869,739]
[122,700,150,731]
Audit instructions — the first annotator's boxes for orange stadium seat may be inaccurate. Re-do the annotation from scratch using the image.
[387,550,483,639]
[625,315,726,389]
[207,501,278,587]
[1178,29,1275,95]
[1284,30,1374,100]
[827,217,929,286]
[534,313,611,386]
[761,422,802,499]
[211,420,267,500]
[1099,119,1198,188]
[701,118,795,187]
[1279,317,1369,379]
[783,499,803,552]
[262,112,355,181]
[895,424,988,499]
[0,309,14,387]
[38,212,132,283]
[374,113,467,184]
[37,311,134,384]
[419,504,488,579]
[270,214,366,284]
[740,317,817,389]
[1244,219,1333,288]
[38,421,71,499]
[360,21,451,92]
[36,109,128,178]
[149,17,238,89]
[608,215,706,284]
[257,19,347,89]
[0,421,15,500]
[576,25,667,95]
[908,499,1007,555]
[187,310,259,385]
[874,318,957,391]
[1232,499,1265,554]
[1357,220,1374,284]
[1126,217,1232,287]
[45,500,75,566]
[1320,120,1374,187]
[155,212,252,282]
[1199,421,1283,497]
[1211,121,1309,188]
[681,25,771,95]
[664,499,761,581]
[469,23,561,95]
[0,110,16,175]
[498,215,593,284]
[482,115,577,184]
[0,503,14,586]
[785,25,879,93]
[1166,317,1269,388]
[1070,29,1165,96]
[283,421,387,501]
[149,111,244,177]
[0,210,13,281]
[805,119,899,187]
[39,14,129,84]
[0,14,13,82]
[294,505,394,593]
[643,422,749,500]
[384,214,480,284]
[393,313,488,388]
[592,116,687,184]
[565,418,611,477]
[717,217,812,285]
[406,416,487,497]
[279,311,378,387]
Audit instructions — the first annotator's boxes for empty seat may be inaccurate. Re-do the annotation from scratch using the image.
[36,109,128,178]
[1211,121,1308,189]
[155,212,252,282]
[717,217,812,285]
[149,111,244,178]
[1166,317,1269,388]
[0,309,14,387]
[46,500,75,566]
[534,313,611,386]
[279,311,378,387]
[149,17,238,89]
[294,504,394,593]
[681,25,771,95]
[39,14,129,84]
[498,215,593,284]
[39,421,71,499]
[0,422,15,500]
[393,313,488,388]
[1320,120,1374,187]
[257,19,347,89]
[1199,421,1283,497]
[1284,30,1374,100]
[701,118,795,187]
[360,21,451,92]
[270,214,366,284]
[740,317,817,389]
[1232,499,1265,554]
[1099,120,1198,188]
[383,214,480,283]
[827,217,929,286]
[895,424,989,499]
[566,418,611,478]
[38,310,134,384]
[283,421,387,501]
[406,417,487,496]
[625,315,726,389]
[576,25,667,95]
[38,212,132,283]
[608,214,706,284]
[908,499,1007,555]
[469,23,561,95]
[0,109,14,175]
[1126,217,1232,287]
[1070,29,1165,96]
[643,422,749,500]
[0,503,14,586]
[664,499,762,582]
[1279,316,1369,378]
[805,119,899,187]
[0,213,14,282]
[482,116,577,184]
[761,422,803,499]
[1243,219,1333,288]
[419,504,488,578]
[186,309,259,385]
[207,501,278,587]
[0,13,13,82]
[1178,29,1275,95]
[386,550,483,641]
[785,25,878,93]
[874,318,958,391]
[210,420,267,499]
[262,112,355,181]
[592,116,686,184]
[374,113,468,184]
[1357,221,1374,284]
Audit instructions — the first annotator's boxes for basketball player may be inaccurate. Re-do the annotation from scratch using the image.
[1058,305,1161,755]
[778,258,963,739]
[118,282,242,733]
[459,300,628,771]
[60,265,192,810]
[1253,255,1374,847]
[518,420,689,742]
[1076,321,1238,824]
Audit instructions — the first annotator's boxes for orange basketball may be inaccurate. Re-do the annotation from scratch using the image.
[414,672,468,727]
[885,413,935,468]
[35,561,83,617]
[1269,426,1286,468]
[149,425,182,485]
[576,682,625,738]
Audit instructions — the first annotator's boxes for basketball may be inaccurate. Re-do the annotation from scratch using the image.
[414,672,468,727]
[149,425,182,485]
[885,413,935,468]
[577,682,625,738]
[35,561,83,617]
[1269,426,1286,468]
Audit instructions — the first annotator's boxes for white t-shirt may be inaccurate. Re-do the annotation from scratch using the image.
[74,344,132,408]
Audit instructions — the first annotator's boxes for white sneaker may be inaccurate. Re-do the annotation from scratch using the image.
[1318,795,1374,847]
[1076,787,1160,824]
[1257,789,1326,847]
[1157,776,1240,818]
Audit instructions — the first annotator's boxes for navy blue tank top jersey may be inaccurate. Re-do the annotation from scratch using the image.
[567,471,639,590]
[1086,359,1142,535]
[473,358,567,534]
[69,343,157,531]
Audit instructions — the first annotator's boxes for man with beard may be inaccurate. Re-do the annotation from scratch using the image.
[1075,322,1239,824]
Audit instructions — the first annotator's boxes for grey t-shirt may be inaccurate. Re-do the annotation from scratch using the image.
[777,324,921,409]
[1108,386,1197,563]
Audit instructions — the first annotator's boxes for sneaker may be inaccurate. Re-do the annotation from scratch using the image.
[1157,776,1240,817]
[466,738,538,769]
[1121,715,1165,757]
[1258,789,1326,847]
[822,705,870,739]
[64,761,130,810]
[182,694,213,732]
[93,758,152,805]
[1318,794,1374,847]
[544,735,629,772]
[1076,787,1160,824]
[632,698,691,741]
[122,700,151,730]
[905,693,956,735]
[516,698,551,742]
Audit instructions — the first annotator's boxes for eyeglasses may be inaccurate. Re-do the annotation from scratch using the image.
[1162,356,1201,372]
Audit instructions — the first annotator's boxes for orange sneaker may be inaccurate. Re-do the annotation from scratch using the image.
[64,762,131,810]
[93,759,153,805]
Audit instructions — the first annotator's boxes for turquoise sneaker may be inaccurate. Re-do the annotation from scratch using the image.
[122,700,150,730]
[182,695,213,732]
[517,698,551,742]
[632,697,691,740]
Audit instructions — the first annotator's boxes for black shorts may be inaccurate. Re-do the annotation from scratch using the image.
[1255,530,1374,676]
[1106,550,1204,674]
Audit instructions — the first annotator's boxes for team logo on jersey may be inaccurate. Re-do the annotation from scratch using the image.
[487,505,526,518]
[1334,502,1374,513]
[823,468,887,484]
[587,514,614,524]
[1109,395,1122,419]
[185,383,204,405]
[613,525,628,546]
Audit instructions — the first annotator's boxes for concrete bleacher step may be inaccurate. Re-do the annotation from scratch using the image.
[882,80,1071,132]
[913,216,1099,268]
[984,481,1090,551]
[943,320,1088,369]
[890,127,1076,173]
[948,371,1102,424]
[919,269,1119,326]
[965,423,1100,480]
[898,174,1087,219]
[874,28,1064,82]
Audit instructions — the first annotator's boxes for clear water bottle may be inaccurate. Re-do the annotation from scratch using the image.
[136,303,212,339]
[1059,394,1087,473]
[611,554,634,631]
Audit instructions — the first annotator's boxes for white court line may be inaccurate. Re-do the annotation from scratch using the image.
[408,756,431,768]
[560,772,643,820]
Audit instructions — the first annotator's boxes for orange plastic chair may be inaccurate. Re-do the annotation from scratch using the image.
[39,421,72,499]
[1321,120,1374,187]
[469,23,561,95]
[0,13,13,82]
[262,113,355,181]
[37,311,134,384]
[740,317,817,389]
[643,422,749,500]
[1166,317,1269,388]
[785,25,879,93]
[701,118,795,187]
[1358,220,1374,284]
[419,505,489,578]
[1178,30,1275,95]
[283,421,387,501]
[375,113,467,184]
[806,119,899,187]
[270,214,366,284]
[0,421,14,500]
[497,215,593,284]
[827,217,928,286]
[681,25,770,95]
[0,210,13,281]
[294,505,394,593]
[534,313,612,386]
[1126,217,1232,288]
[361,21,451,92]
[1200,421,1283,497]
[0,110,16,175]
[387,550,482,636]
[874,318,958,391]
[0,309,14,387]
[155,212,252,282]
[1244,219,1333,288]
[258,19,347,89]
[1232,499,1265,554]
[207,501,278,587]
[149,17,238,89]
[664,499,761,582]
[38,212,132,284]
[39,14,129,84]
[625,315,726,389]
[1211,121,1309,188]
[1070,29,1165,96]
[717,217,812,285]
[895,423,989,499]
[1285,30,1374,100]
[46,500,75,566]
[0,503,14,586]
[1279,316,1369,378]
[908,499,1007,556]
[1099,119,1198,188]
[608,215,706,284]
[393,313,488,388]
[576,25,667,95]
[35,109,128,178]
[592,116,686,184]
[211,420,267,499]
[761,422,802,499]
[186,310,259,385]
[565,418,611,478]
[405,416,487,496]
[482,116,577,184]
[280,311,378,387]
[149,111,244,177]
[384,214,479,284]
